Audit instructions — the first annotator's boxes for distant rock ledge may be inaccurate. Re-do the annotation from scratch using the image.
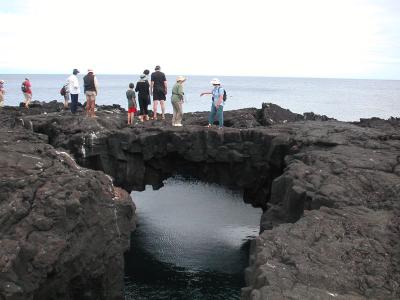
[1,101,399,299]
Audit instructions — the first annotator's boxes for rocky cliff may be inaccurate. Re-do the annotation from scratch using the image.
[1,101,399,299]
[0,104,135,300]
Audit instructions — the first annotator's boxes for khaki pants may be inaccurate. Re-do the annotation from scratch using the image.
[172,101,183,125]
[23,93,32,106]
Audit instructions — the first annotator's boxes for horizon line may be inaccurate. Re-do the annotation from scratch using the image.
[0,72,399,81]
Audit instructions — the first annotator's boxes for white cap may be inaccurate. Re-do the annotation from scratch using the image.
[210,78,221,85]
[176,75,186,82]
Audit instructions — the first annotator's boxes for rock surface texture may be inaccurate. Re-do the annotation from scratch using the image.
[1,101,399,299]
[0,104,135,299]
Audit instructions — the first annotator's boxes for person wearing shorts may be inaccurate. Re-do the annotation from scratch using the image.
[150,65,167,120]
[83,69,99,118]
[22,78,32,108]
[126,83,137,125]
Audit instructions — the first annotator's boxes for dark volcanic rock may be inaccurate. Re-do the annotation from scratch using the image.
[259,102,334,126]
[0,128,135,300]
[3,101,400,299]
[243,121,400,299]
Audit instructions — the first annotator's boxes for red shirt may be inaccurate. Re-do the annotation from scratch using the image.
[24,80,32,94]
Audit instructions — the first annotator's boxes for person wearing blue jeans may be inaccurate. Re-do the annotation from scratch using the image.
[67,69,80,114]
[200,78,225,129]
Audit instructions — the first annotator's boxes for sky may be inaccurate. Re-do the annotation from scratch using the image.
[0,0,399,79]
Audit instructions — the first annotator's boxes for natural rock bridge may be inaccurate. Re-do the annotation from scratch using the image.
[1,102,399,299]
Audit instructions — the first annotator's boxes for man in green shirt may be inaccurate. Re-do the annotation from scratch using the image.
[171,76,186,126]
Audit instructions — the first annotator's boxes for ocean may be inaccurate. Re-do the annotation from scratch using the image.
[1,74,399,121]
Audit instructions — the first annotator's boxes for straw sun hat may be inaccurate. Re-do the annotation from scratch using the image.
[176,76,186,82]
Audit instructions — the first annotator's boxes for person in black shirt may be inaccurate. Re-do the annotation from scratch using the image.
[136,74,150,121]
[150,65,167,120]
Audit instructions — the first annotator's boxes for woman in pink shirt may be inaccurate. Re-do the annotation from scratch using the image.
[22,78,32,108]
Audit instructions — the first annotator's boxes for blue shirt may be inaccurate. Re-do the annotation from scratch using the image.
[212,86,224,107]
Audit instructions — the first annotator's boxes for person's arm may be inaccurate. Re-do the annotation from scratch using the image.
[177,84,184,101]
[164,80,168,95]
[94,77,99,95]
[135,83,139,93]
[200,91,212,97]
[150,81,154,96]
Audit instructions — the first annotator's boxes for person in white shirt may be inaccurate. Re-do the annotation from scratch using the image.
[67,69,80,114]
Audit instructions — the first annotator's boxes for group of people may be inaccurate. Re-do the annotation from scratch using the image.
[0,78,33,109]
[62,68,99,117]
[0,66,226,128]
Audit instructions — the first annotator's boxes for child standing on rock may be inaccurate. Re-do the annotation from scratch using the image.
[126,83,137,125]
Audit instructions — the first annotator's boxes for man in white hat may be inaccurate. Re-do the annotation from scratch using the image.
[200,78,225,129]
[83,69,99,117]
[0,80,5,107]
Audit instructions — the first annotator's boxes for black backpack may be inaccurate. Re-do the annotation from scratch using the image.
[60,85,67,96]
[221,88,227,102]
[21,82,27,93]
[212,87,227,102]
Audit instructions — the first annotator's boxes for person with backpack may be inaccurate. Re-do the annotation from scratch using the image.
[60,83,69,109]
[0,80,5,107]
[135,74,150,122]
[83,69,99,118]
[67,69,80,113]
[200,78,226,129]
[21,78,32,108]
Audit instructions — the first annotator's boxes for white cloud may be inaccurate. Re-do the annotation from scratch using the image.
[0,0,398,78]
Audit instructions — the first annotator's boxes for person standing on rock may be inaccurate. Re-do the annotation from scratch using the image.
[126,82,137,125]
[171,76,186,127]
[67,69,80,114]
[143,69,150,81]
[200,78,225,129]
[143,69,151,110]
[83,69,99,118]
[0,80,5,107]
[61,82,70,109]
[135,74,150,122]
[150,65,167,120]
[21,78,32,108]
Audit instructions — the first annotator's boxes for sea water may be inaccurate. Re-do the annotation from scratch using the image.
[0,74,399,121]
[125,177,262,299]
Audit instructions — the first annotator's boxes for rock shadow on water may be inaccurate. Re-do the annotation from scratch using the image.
[124,238,249,300]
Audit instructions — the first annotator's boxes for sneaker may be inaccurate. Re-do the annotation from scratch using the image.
[175,124,183,127]
[218,127,223,130]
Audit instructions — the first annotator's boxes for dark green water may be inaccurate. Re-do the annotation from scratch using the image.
[124,177,262,299]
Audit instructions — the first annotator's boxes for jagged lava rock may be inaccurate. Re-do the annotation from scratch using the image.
[8,101,400,299]
[0,128,135,300]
